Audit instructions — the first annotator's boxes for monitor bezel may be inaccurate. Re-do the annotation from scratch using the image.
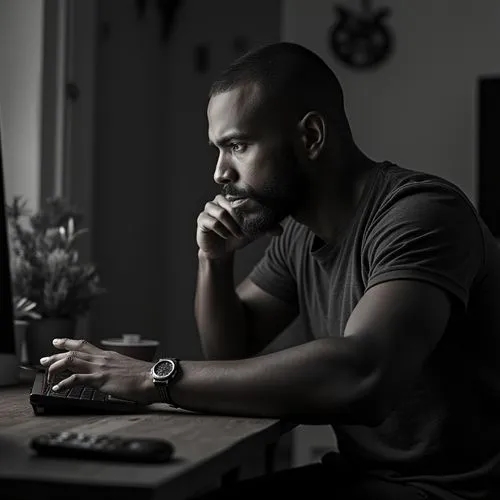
[0,107,21,385]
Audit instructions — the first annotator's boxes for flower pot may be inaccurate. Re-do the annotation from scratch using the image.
[25,317,77,369]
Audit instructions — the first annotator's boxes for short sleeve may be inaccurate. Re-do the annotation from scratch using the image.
[364,182,484,308]
[248,217,299,306]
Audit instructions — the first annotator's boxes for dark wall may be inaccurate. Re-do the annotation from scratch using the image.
[91,0,305,359]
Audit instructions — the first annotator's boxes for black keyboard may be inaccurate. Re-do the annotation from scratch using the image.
[30,370,144,416]
[44,372,107,402]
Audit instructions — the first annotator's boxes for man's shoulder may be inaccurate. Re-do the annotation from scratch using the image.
[376,162,473,211]
[378,161,456,190]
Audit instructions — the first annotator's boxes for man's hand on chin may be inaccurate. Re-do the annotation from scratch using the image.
[39,338,158,404]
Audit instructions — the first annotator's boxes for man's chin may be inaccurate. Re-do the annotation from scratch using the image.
[239,213,286,238]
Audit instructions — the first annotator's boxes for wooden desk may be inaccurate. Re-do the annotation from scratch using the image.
[0,377,296,500]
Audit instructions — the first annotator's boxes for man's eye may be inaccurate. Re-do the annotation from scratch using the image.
[231,143,246,153]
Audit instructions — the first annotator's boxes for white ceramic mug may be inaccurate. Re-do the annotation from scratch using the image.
[101,334,159,362]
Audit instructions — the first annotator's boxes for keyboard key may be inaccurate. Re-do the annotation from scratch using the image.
[93,391,107,402]
[67,386,84,399]
[49,389,70,397]
[81,387,94,400]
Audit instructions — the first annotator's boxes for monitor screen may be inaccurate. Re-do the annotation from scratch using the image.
[0,109,16,355]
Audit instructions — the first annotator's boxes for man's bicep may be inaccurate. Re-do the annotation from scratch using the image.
[236,278,299,355]
[344,279,451,416]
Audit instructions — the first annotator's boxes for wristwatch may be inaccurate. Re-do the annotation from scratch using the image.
[150,358,181,407]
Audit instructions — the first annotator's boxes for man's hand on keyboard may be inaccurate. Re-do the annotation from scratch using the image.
[39,338,157,404]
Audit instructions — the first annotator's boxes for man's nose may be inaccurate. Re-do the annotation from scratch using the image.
[213,155,238,185]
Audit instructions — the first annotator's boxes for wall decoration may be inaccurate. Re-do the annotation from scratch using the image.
[328,0,394,70]
[135,0,182,43]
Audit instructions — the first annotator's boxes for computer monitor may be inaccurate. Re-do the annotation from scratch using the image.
[0,107,19,386]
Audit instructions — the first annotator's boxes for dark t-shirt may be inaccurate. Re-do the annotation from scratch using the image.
[248,161,500,500]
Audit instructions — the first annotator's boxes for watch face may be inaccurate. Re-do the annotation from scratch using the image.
[153,359,175,380]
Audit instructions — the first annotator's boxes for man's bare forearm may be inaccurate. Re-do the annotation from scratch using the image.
[195,250,251,359]
[145,337,383,426]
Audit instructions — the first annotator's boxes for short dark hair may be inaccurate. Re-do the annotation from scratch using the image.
[209,42,347,123]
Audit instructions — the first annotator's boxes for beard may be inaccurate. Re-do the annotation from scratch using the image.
[222,152,305,237]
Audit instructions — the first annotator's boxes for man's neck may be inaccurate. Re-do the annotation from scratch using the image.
[294,152,376,245]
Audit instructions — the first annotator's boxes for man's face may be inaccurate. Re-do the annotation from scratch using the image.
[207,83,305,237]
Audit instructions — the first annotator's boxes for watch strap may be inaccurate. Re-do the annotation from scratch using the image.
[152,358,180,408]
[165,381,179,408]
[154,381,179,408]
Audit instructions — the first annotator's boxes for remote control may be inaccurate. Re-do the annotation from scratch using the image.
[30,432,175,463]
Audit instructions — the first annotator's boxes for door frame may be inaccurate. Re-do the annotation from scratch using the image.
[40,0,97,262]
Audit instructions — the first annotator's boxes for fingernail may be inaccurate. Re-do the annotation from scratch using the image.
[52,384,60,392]
[52,338,62,345]
[40,357,49,365]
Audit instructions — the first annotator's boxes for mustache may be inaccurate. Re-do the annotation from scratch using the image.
[222,186,252,198]
[221,185,279,209]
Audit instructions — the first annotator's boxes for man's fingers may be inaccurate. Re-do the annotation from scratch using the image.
[46,353,93,382]
[204,199,244,238]
[214,194,242,222]
[40,350,92,367]
[52,338,102,355]
[198,212,232,239]
[51,373,99,393]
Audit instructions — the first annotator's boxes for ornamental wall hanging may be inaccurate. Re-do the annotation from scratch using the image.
[328,0,394,70]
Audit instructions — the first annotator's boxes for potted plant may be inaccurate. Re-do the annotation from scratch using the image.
[7,196,105,367]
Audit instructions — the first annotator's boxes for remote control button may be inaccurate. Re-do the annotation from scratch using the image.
[127,441,143,451]
[59,432,77,442]
[104,437,122,449]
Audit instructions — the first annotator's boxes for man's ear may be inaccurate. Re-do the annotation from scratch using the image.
[297,111,326,160]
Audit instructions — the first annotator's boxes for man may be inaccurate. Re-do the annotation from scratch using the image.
[40,42,500,500]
